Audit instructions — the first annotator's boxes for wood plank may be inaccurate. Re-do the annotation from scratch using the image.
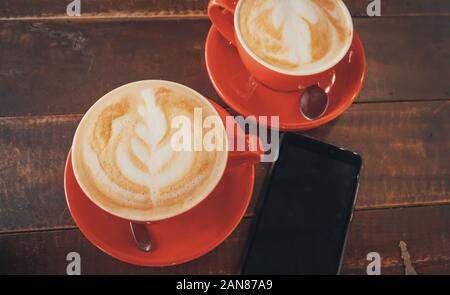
[1,205,449,274]
[343,262,450,275]
[0,115,78,232]
[346,0,450,16]
[355,17,450,102]
[0,17,449,117]
[0,0,449,19]
[0,20,218,116]
[0,0,210,20]
[1,101,448,233]
[0,218,252,275]
[341,205,450,275]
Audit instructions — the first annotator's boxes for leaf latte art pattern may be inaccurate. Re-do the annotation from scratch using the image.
[238,0,353,73]
[72,81,228,221]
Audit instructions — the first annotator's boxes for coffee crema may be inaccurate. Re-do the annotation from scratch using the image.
[72,81,228,221]
[238,0,353,74]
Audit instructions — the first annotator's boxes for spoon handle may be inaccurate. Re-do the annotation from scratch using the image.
[130,222,152,252]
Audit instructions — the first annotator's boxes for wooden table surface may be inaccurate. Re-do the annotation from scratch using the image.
[0,0,449,275]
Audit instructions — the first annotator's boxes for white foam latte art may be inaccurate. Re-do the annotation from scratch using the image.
[238,0,353,73]
[72,81,228,221]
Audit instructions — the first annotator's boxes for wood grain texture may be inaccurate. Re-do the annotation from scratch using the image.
[1,101,448,233]
[1,205,449,274]
[0,20,216,116]
[0,219,251,275]
[0,115,79,232]
[341,205,450,275]
[0,17,449,117]
[346,0,450,16]
[0,0,449,19]
[0,0,211,20]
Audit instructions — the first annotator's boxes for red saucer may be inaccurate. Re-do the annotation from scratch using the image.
[205,26,366,131]
[64,101,255,267]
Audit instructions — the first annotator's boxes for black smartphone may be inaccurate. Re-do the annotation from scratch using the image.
[242,133,362,275]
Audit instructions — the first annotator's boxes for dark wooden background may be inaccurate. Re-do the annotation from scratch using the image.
[0,0,449,275]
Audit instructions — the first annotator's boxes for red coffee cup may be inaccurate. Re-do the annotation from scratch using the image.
[208,0,354,91]
[71,80,262,223]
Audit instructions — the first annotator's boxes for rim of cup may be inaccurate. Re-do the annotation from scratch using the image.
[71,80,229,222]
[233,0,354,76]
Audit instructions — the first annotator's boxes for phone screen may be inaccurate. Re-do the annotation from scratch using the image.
[242,133,362,275]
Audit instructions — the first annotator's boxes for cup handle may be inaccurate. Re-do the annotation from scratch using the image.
[227,134,262,169]
[208,0,237,45]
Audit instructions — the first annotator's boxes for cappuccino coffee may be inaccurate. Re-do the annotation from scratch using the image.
[237,0,353,74]
[72,81,228,221]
